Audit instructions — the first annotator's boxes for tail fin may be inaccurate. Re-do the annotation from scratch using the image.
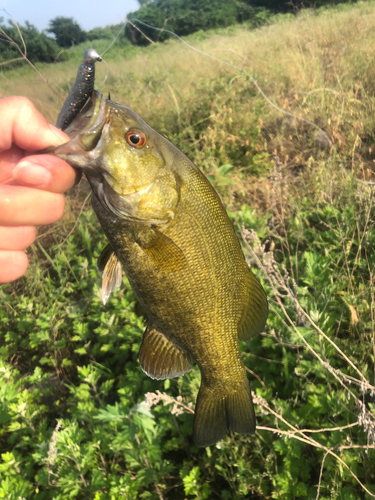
[193,376,255,448]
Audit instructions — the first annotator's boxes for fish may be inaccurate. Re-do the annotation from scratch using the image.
[56,48,102,131]
[50,89,268,447]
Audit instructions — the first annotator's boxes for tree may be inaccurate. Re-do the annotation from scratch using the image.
[126,0,241,46]
[0,19,59,66]
[47,17,87,48]
[125,0,359,46]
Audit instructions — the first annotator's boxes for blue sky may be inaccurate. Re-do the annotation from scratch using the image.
[1,0,140,31]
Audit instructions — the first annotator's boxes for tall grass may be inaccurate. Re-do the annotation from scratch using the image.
[1,2,375,499]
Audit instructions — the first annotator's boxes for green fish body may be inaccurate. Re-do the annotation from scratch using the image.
[52,91,268,447]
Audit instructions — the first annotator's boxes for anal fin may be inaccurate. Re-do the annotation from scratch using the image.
[139,325,194,380]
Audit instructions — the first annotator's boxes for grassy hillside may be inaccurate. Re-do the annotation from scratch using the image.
[1,2,375,499]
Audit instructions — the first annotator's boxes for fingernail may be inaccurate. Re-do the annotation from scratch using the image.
[49,123,69,143]
[13,161,51,186]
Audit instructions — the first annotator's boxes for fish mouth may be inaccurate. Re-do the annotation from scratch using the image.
[50,90,108,164]
[64,90,106,143]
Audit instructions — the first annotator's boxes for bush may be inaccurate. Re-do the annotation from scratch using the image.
[47,17,87,48]
[0,19,58,66]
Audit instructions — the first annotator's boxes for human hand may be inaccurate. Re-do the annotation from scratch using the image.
[0,96,80,284]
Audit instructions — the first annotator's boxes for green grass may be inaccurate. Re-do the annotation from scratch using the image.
[1,2,375,499]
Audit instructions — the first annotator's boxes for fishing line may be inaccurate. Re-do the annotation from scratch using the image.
[96,58,111,89]
[101,19,129,57]
[99,16,324,134]
[96,20,129,89]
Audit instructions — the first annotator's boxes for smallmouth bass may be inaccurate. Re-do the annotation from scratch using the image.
[51,90,268,447]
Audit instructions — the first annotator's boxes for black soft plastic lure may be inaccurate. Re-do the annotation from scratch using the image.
[56,48,102,131]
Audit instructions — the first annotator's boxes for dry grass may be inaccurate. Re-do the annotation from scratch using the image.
[1,3,375,143]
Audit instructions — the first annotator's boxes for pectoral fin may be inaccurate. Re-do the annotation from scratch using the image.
[139,325,194,380]
[137,228,185,272]
[97,243,113,273]
[97,244,123,304]
[238,271,268,341]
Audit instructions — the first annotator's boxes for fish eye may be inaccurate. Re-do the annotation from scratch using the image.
[126,130,146,148]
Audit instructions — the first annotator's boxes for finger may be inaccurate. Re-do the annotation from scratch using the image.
[0,96,69,153]
[0,226,36,250]
[0,250,28,284]
[12,155,81,193]
[0,144,23,183]
[0,185,65,226]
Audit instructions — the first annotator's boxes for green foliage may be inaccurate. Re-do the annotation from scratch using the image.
[126,0,273,45]
[235,167,375,498]
[0,19,58,66]
[181,466,211,498]
[0,209,183,498]
[86,23,126,42]
[126,0,360,45]
[47,17,87,48]
[1,133,375,499]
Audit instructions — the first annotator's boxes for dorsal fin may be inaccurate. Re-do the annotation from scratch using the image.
[238,271,268,341]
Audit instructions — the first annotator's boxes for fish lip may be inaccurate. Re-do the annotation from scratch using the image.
[64,89,107,142]
[51,90,108,163]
